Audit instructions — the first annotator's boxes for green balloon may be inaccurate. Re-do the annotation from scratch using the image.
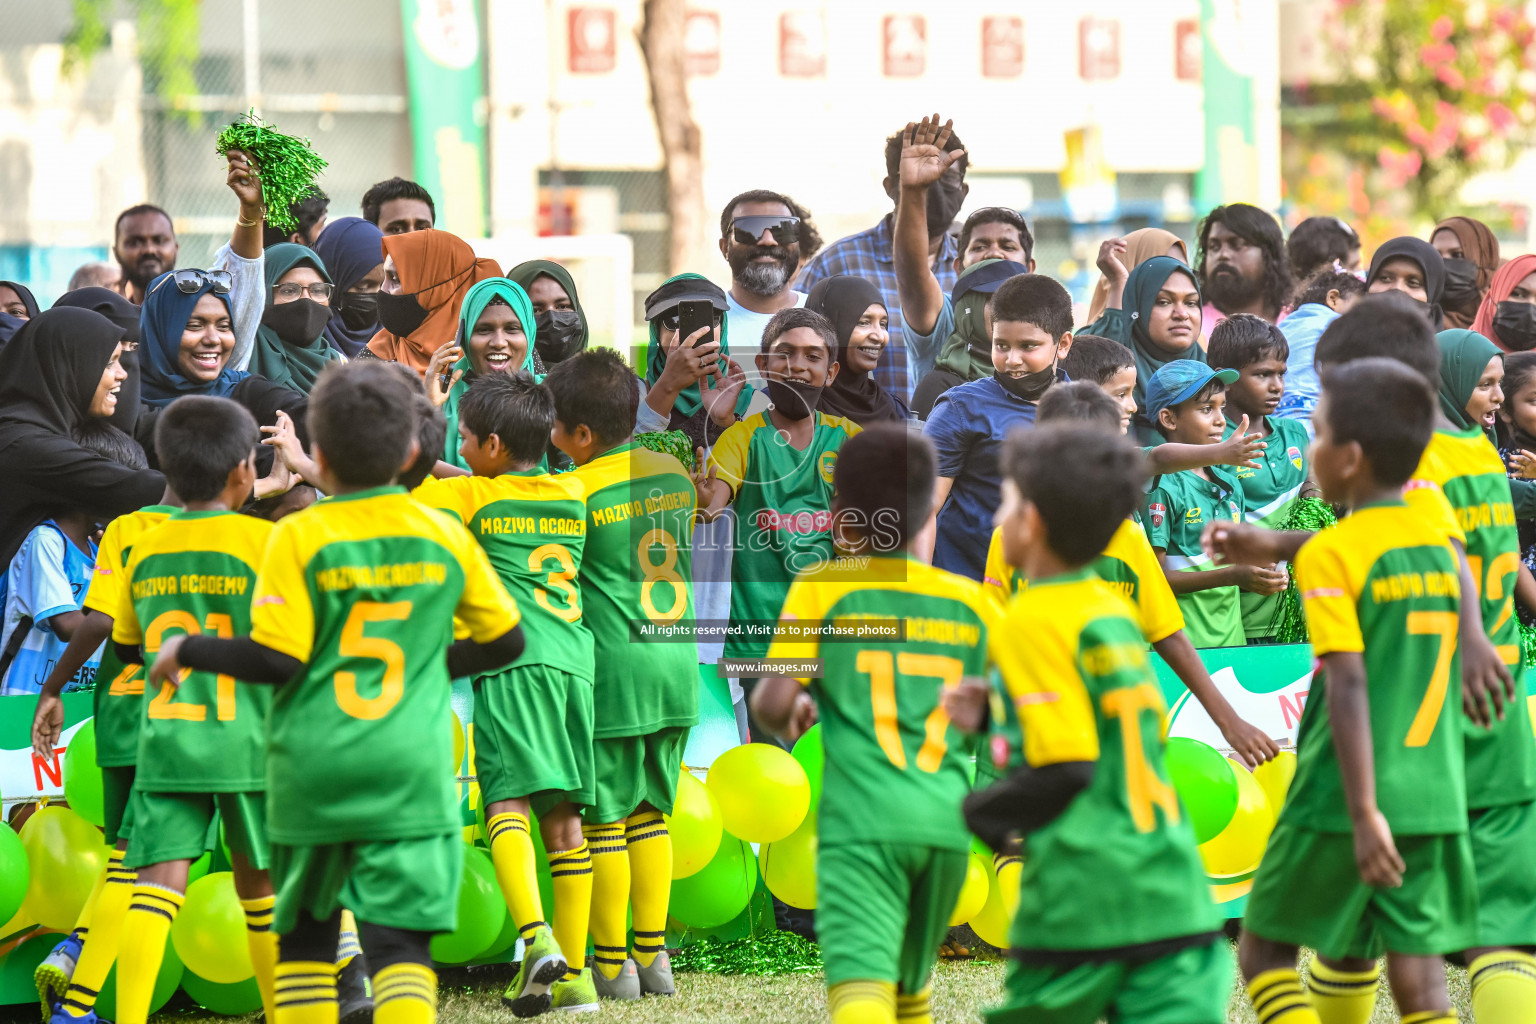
[791,724,824,809]
[97,932,184,1019]
[1165,737,1240,843]
[668,835,757,930]
[188,851,213,884]
[430,844,507,964]
[0,933,58,990]
[63,721,104,828]
[480,902,521,961]
[182,969,264,1015]
[0,824,29,924]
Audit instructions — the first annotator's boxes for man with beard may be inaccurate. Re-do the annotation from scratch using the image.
[112,204,178,304]
[797,120,968,405]
[1196,203,1292,327]
[718,190,812,352]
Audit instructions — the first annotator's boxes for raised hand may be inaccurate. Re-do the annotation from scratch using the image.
[1096,237,1130,286]
[425,342,465,407]
[1212,415,1266,469]
[226,148,263,213]
[900,113,965,189]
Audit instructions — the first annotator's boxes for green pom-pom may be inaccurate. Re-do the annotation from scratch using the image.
[215,110,328,233]
[635,430,696,473]
[1522,621,1536,668]
[1268,497,1340,644]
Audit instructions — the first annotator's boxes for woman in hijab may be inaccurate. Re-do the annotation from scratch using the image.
[805,275,906,424]
[1086,228,1189,323]
[0,280,39,320]
[1365,236,1447,329]
[1431,216,1501,329]
[912,259,1031,419]
[1082,254,1206,444]
[250,243,343,393]
[52,287,145,437]
[367,228,501,376]
[427,278,540,469]
[640,273,753,451]
[1436,328,1504,439]
[1473,254,1536,353]
[508,259,589,366]
[0,308,164,569]
[313,216,386,357]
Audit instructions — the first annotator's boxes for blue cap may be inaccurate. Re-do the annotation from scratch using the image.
[949,259,1030,304]
[1145,360,1239,421]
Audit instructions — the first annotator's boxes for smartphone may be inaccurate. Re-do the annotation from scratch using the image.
[678,300,716,348]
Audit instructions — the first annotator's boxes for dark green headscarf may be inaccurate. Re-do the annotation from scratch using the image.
[442,277,539,469]
[932,259,1031,381]
[508,259,589,360]
[1436,328,1503,433]
[644,272,753,420]
[1124,255,1205,437]
[251,243,342,393]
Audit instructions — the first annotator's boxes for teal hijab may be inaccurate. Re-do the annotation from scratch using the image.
[1436,328,1503,433]
[250,243,342,393]
[442,277,539,469]
[644,272,753,420]
[1125,255,1204,439]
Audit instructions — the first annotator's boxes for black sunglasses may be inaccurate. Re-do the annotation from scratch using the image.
[732,215,800,247]
[169,269,232,295]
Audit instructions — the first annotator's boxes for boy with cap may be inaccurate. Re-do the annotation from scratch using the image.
[1143,360,1288,648]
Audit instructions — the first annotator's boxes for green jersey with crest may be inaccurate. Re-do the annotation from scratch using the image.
[1144,466,1245,648]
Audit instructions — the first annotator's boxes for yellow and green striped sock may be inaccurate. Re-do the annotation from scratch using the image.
[1471,951,1536,1024]
[373,962,436,1024]
[827,979,897,1024]
[548,842,592,980]
[487,812,544,938]
[582,823,628,980]
[113,884,184,1024]
[59,852,134,1017]
[1307,959,1378,1024]
[241,895,279,1021]
[274,960,337,1024]
[625,811,670,968]
[896,985,931,1023]
[1247,967,1320,1024]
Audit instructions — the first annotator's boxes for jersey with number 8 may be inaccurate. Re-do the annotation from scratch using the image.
[1288,499,1468,836]
[113,510,273,793]
[251,487,520,845]
[766,556,992,852]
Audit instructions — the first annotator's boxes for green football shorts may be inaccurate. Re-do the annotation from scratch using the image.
[268,832,462,935]
[589,726,689,824]
[1244,823,1477,958]
[124,790,267,870]
[986,940,1230,1024]
[473,665,594,815]
[102,765,137,846]
[816,841,969,992]
[1468,800,1536,948]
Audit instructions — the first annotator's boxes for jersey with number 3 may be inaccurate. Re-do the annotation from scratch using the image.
[1289,499,1467,836]
[568,442,697,739]
[989,567,1218,952]
[113,510,273,793]
[766,556,991,852]
[251,486,521,845]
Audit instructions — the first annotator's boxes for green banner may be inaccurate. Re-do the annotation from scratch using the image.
[1195,0,1260,212]
[399,0,489,238]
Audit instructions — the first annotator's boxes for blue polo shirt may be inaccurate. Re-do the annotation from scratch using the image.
[922,374,1042,580]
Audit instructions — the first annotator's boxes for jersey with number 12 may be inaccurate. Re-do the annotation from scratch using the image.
[251,486,520,845]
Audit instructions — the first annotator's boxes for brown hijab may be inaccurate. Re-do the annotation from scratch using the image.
[367,229,502,375]
[1433,216,1501,329]
[1086,227,1189,323]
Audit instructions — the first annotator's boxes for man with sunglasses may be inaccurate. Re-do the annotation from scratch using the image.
[718,191,811,355]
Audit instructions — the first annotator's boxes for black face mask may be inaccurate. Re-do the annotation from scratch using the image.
[535,309,584,364]
[926,184,966,240]
[261,298,332,345]
[336,290,379,332]
[1441,258,1482,314]
[995,364,1057,402]
[766,378,824,421]
[1494,301,1536,352]
[375,290,429,337]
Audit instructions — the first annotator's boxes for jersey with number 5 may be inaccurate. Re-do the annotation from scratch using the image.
[569,441,698,739]
[413,471,594,680]
[767,556,991,852]
[989,567,1217,953]
[251,486,521,845]
[113,510,273,793]
[1290,499,1467,836]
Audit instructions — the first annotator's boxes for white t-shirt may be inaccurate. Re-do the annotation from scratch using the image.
[726,290,807,392]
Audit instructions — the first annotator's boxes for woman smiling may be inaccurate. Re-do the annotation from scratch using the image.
[428,277,540,470]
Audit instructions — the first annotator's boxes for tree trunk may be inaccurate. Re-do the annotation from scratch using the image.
[638,0,707,276]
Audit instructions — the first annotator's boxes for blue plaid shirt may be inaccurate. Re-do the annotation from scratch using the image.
[796,214,959,405]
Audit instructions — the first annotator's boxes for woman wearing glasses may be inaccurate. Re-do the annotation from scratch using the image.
[249,243,343,393]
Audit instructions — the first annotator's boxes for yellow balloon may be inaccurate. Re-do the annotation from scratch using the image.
[19,805,107,930]
[759,812,817,909]
[172,872,254,983]
[1253,751,1296,813]
[451,711,466,774]
[948,853,990,927]
[1198,760,1274,878]
[667,770,723,880]
[967,857,1012,949]
[705,744,809,843]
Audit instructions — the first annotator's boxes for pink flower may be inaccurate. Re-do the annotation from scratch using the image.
[1488,101,1517,134]
[1435,65,1467,89]
[1405,122,1431,147]
[1431,14,1455,40]
[1420,42,1457,64]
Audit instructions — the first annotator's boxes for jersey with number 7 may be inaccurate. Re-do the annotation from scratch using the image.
[1288,498,1468,836]
[766,556,992,853]
[250,488,521,845]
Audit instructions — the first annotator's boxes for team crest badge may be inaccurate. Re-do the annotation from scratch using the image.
[1287,445,1303,470]
[1229,500,1241,519]
[818,450,837,483]
[1149,503,1165,528]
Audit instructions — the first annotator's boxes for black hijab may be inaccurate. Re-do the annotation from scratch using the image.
[53,287,144,434]
[0,280,40,318]
[1367,236,1447,330]
[806,275,906,424]
[0,307,165,567]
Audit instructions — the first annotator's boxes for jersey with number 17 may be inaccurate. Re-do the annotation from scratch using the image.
[568,441,698,740]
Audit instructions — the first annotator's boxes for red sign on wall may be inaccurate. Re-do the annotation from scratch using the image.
[883,15,926,77]
[779,11,827,77]
[568,7,616,74]
[685,10,721,76]
[1175,18,1202,81]
[981,15,1024,78]
[1079,17,1121,81]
